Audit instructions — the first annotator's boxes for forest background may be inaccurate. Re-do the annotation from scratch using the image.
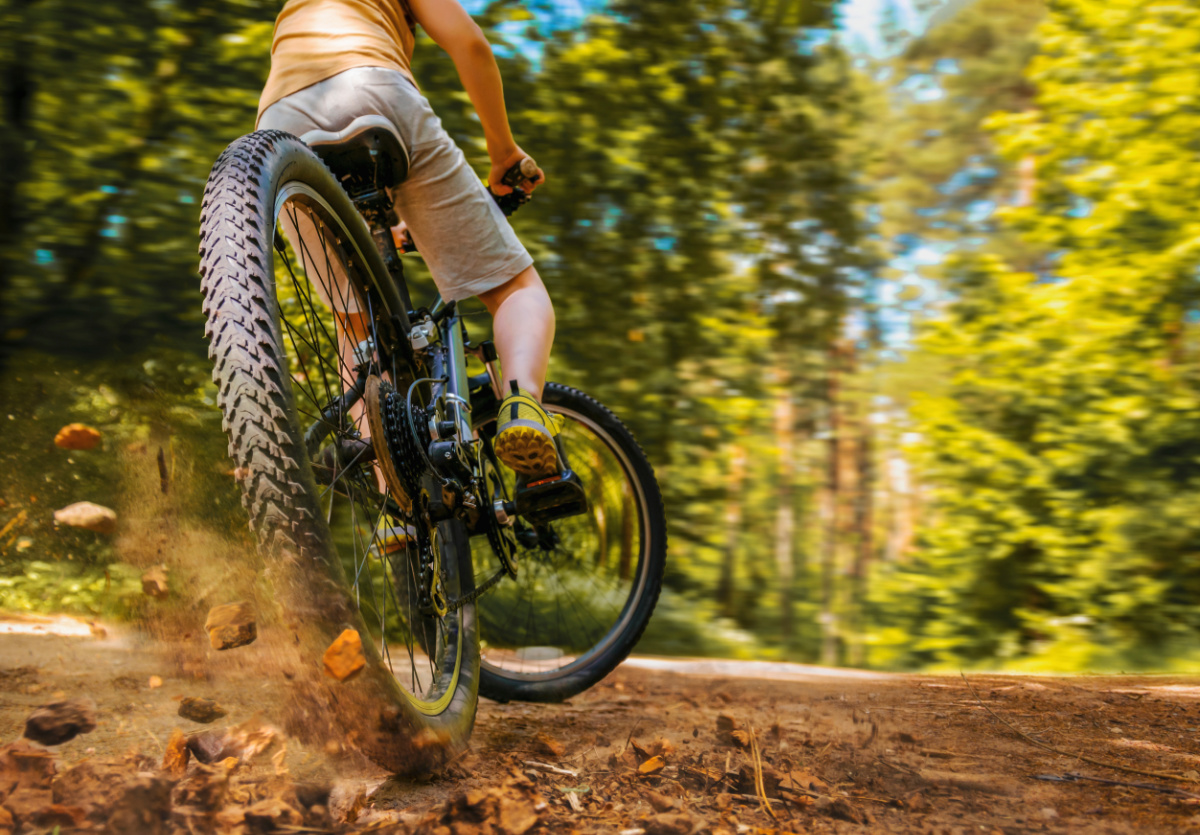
[1,0,1194,673]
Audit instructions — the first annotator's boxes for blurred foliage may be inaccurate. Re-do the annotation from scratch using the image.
[869,0,1200,670]
[12,0,1197,673]
[0,0,870,662]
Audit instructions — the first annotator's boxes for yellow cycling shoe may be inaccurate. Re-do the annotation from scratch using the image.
[494,382,562,477]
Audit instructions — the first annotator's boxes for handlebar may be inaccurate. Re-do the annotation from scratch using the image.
[397,157,539,253]
[490,156,541,217]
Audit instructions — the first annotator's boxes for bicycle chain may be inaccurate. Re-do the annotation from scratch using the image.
[444,565,508,613]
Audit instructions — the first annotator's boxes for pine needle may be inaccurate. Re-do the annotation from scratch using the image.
[748,727,779,822]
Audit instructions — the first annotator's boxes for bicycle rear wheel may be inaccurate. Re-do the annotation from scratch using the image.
[471,383,667,702]
[198,130,478,772]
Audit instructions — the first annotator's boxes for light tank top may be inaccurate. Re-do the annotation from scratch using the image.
[257,0,416,125]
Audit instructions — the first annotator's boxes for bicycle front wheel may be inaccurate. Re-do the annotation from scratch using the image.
[472,383,667,702]
[198,130,478,772]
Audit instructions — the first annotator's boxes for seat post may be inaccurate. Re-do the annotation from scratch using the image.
[348,187,413,315]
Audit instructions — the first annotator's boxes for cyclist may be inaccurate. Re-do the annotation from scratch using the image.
[257,0,561,478]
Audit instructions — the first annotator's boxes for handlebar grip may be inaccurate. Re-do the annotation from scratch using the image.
[501,157,540,189]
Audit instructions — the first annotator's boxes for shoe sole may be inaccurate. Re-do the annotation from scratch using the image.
[494,426,559,477]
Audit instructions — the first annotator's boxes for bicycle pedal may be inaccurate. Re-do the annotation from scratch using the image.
[513,469,588,525]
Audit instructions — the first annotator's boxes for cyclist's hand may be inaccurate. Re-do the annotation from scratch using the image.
[489,147,544,196]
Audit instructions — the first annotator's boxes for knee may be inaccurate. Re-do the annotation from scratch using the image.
[478,265,550,315]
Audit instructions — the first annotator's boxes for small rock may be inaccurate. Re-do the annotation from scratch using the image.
[24,699,97,746]
[54,424,101,451]
[185,731,227,765]
[186,717,278,765]
[178,698,227,724]
[1039,807,1059,821]
[53,502,117,534]
[646,791,678,812]
[322,628,366,682]
[204,602,256,651]
[148,676,163,689]
[141,567,169,599]
[161,729,189,778]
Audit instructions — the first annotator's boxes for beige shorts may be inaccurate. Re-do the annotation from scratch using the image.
[258,66,533,305]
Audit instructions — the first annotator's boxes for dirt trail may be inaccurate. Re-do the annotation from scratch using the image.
[3,619,1200,833]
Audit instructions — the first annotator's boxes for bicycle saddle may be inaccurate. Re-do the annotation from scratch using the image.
[302,115,410,193]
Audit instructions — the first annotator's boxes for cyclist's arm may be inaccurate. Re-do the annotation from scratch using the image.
[407,0,543,192]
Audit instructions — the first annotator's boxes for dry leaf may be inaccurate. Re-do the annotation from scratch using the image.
[54,424,101,451]
[730,730,751,749]
[638,755,666,776]
[716,714,737,733]
[784,770,828,793]
[148,675,163,689]
[534,732,565,759]
[650,737,676,758]
[162,729,190,778]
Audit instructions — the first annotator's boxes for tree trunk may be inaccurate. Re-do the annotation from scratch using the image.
[820,343,841,667]
[774,382,795,648]
[717,443,746,617]
[847,406,874,667]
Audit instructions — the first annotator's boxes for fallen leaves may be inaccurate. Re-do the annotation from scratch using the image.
[53,424,101,451]
[420,772,548,835]
[161,729,190,778]
[203,602,256,651]
[637,755,666,776]
[0,740,56,829]
[322,628,366,682]
[23,699,97,746]
[185,717,279,765]
[53,501,117,534]
[534,732,566,759]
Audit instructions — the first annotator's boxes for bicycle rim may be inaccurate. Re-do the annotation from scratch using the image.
[272,180,464,711]
[472,402,652,681]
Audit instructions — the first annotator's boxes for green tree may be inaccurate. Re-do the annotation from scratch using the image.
[871,0,1200,670]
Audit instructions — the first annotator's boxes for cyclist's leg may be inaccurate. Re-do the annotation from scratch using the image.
[477,265,554,398]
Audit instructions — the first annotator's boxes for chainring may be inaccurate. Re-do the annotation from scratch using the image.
[364,376,412,514]
[365,375,448,617]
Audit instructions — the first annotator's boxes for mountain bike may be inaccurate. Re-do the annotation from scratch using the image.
[197,122,666,773]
